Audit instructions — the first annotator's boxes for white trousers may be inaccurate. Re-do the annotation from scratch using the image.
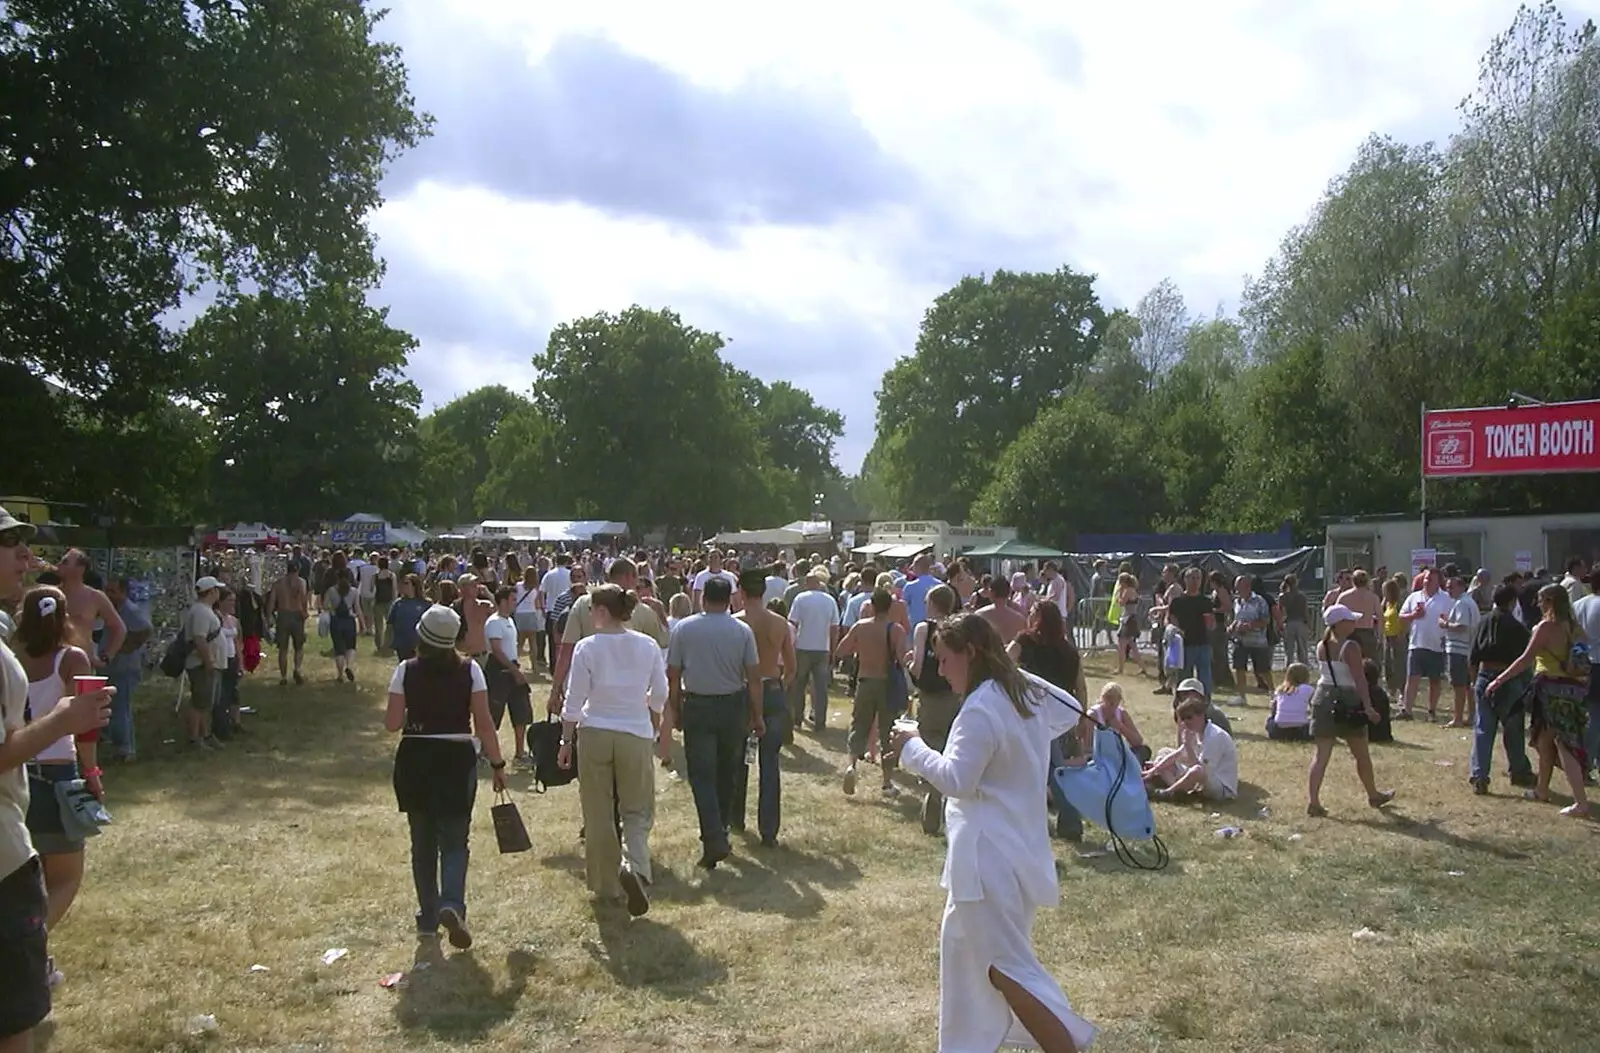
[939,868,1097,1052]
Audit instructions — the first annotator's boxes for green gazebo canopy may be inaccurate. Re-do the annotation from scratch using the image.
[959,539,1065,559]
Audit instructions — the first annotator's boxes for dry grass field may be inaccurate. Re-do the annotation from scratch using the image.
[35,642,1600,1053]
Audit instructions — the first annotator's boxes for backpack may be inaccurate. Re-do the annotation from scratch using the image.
[159,628,188,678]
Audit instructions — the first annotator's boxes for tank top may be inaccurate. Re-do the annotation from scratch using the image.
[1018,635,1080,692]
[915,621,952,694]
[1534,625,1577,679]
[1316,639,1359,688]
[374,572,395,604]
[26,648,75,763]
[400,658,474,737]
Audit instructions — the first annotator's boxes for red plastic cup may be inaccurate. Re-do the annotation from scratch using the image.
[74,675,108,743]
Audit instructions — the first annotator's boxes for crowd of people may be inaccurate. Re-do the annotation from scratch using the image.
[3,506,1595,1052]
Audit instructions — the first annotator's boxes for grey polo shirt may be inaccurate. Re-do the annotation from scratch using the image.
[668,611,757,695]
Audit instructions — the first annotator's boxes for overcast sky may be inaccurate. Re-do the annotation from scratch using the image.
[368,0,1593,472]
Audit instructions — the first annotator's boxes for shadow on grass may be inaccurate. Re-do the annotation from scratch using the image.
[585,906,728,998]
[1339,811,1533,861]
[649,839,864,920]
[394,938,540,1039]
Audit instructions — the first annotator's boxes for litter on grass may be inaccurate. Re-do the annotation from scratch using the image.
[320,948,349,965]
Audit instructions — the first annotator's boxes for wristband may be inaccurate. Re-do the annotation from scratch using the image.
[83,767,103,778]
[489,760,507,771]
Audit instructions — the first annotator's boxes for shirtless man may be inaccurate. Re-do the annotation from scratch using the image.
[977,576,1027,646]
[264,561,310,685]
[1323,568,1352,611]
[735,569,796,845]
[455,574,496,659]
[57,549,125,669]
[836,588,908,797]
[1336,568,1384,661]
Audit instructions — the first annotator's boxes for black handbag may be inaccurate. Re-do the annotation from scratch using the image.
[490,791,532,854]
[528,718,578,792]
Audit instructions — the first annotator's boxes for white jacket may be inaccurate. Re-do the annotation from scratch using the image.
[900,675,1078,905]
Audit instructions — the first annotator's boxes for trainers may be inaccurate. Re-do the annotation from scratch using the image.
[880,783,900,798]
[344,668,355,682]
[45,956,64,988]
[842,766,857,797]
[438,905,472,949]
[1153,685,1172,695]
[514,753,534,770]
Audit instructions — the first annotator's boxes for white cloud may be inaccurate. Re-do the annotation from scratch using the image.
[371,0,1594,470]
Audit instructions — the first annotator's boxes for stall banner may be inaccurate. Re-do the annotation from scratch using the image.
[327,521,387,545]
[1424,400,1600,478]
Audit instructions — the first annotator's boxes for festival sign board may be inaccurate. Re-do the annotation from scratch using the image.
[1423,400,1600,478]
[327,520,387,546]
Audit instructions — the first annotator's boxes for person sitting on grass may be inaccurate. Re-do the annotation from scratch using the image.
[1168,676,1232,735]
[1085,682,1149,763]
[1266,663,1313,741]
[1143,695,1239,802]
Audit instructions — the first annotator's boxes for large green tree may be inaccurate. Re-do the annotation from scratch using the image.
[416,386,534,526]
[185,286,421,527]
[531,307,771,531]
[727,371,845,522]
[870,267,1107,521]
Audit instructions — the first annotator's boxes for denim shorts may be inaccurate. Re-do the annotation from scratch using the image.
[1447,652,1472,687]
[25,762,82,856]
[1408,648,1445,681]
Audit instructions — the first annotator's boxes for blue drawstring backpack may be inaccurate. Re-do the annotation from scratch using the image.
[1027,674,1168,870]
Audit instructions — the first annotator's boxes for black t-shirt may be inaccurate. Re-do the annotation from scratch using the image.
[1017,635,1081,692]
[1169,593,1214,645]
[1281,589,1309,623]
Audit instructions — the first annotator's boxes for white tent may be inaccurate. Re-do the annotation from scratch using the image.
[711,520,833,547]
[471,520,628,543]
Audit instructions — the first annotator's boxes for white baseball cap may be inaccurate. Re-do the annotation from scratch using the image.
[195,576,223,593]
[1323,604,1361,626]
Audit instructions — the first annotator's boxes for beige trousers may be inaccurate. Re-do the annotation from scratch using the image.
[576,726,656,895]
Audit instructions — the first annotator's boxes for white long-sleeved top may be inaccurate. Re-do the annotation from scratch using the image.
[564,628,668,741]
[899,674,1078,906]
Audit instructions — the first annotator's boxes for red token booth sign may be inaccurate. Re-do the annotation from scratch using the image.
[1424,400,1600,478]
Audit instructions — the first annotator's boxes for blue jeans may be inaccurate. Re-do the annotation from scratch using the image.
[1047,735,1084,841]
[106,661,141,757]
[757,681,786,842]
[1181,642,1213,701]
[408,811,471,933]
[1471,669,1534,783]
[682,692,748,853]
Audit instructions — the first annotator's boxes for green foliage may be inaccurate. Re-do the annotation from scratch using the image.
[185,286,422,527]
[871,267,1107,521]
[970,392,1162,548]
[416,386,532,526]
[0,0,429,412]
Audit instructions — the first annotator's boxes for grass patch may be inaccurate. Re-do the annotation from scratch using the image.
[38,647,1600,1052]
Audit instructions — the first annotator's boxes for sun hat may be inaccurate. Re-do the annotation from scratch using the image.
[418,604,462,650]
[1323,604,1361,626]
[0,506,36,540]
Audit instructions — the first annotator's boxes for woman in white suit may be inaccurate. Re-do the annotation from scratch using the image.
[892,613,1097,1053]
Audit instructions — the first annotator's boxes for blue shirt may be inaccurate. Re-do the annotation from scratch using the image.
[387,597,430,651]
[901,574,937,629]
[843,590,871,628]
[107,600,153,676]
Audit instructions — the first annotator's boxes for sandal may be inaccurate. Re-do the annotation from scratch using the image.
[1523,789,1551,803]
[1368,790,1395,809]
[1306,804,1328,818]
[1558,803,1590,818]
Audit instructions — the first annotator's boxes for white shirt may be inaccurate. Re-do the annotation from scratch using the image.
[1044,574,1068,612]
[1401,589,1453,652]
[388,659,486,694]
[484,613,518,666]
[898,674,1077,905]
[789,588,841,651]
[358,561,379,597]
[1443,595,1480,655]
[563,629,668,741]
[1194,721,1239,799]
[513,583,538,615]
[692,568,738,596]
[538,567,571,611]
[222,615,238,661]
[763,575,789,607]
[1574,594,1600,650]
[1271,684,1313,726]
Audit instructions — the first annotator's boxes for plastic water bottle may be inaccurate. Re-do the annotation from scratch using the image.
[745,735,758,765]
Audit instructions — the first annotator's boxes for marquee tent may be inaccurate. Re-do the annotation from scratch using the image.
[471,520,629,543]
[711,520,834,547]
